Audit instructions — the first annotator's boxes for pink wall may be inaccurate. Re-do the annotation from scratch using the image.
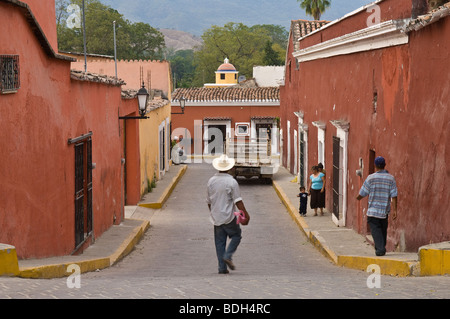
[280,0,449,252]
[0,2,125,258]
[71,59,171,93]
[20,0,59,52]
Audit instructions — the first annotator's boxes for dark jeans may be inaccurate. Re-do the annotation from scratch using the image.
[367,217,388,256]
[214,218,242,272]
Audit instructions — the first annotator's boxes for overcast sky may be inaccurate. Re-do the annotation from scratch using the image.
[101,0,373,35]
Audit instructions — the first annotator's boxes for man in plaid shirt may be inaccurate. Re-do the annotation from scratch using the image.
[357,156,398,256]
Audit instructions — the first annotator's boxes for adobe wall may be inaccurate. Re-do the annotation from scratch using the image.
[71,59,171,94]
[0,3,124,258]
[280,1,449,251]
[171,104,280,155]
[20,0,59,52]
[300,0,412,49]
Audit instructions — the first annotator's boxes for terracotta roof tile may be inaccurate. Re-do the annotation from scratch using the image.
[405,2,450,32]
[122,89,169,111]
[71,70,125,86]
[172,87,280,103]
[291,19,329,50]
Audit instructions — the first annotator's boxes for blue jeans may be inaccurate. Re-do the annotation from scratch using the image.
[214,218,242,272]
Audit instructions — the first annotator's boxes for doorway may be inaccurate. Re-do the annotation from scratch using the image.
[204,120,230,155]
[73,138,93,249]
[207,125,226,155]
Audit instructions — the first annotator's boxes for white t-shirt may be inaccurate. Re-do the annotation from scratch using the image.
[206,173,243,226]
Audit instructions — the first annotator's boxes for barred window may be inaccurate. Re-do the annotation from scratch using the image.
[0,55,20,94]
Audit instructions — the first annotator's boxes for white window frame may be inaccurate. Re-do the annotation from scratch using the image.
[312,121,326,168]
[296,112,308,187]
[331,120,349,227]
[286,120,291,170]
[294,129,298,175]
[235,122,250,137]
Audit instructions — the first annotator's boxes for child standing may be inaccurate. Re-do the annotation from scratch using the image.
[297,186,309,217]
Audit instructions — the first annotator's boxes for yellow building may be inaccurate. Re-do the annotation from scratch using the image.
[204,58,239,88]
[139,93,172,196]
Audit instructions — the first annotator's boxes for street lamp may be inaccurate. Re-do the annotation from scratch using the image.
[120,82,150,120]
[137,83,150,117]
[172,96,186,114]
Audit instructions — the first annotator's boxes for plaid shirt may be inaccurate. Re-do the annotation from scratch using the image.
[359,170,398,219]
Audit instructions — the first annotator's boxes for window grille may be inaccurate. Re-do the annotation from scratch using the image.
[0,55,20,93]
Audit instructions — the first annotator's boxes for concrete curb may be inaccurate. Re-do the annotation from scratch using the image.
[0,244,20,277]
[272,181,420,277]
[17,220,150,279]
[139,165,187,209]
[419,243,450,276]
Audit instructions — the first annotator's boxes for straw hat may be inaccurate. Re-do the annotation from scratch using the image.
[212,154,235,172]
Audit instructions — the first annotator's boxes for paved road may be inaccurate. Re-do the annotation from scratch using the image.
[1,164,449,301]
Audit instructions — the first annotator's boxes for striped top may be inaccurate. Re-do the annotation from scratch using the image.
[359,170,398,219]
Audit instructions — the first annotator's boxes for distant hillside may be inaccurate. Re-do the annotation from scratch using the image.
[160,29,203,52]
[102,0,372,36]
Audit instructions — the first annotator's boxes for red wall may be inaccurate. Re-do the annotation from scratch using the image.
[0,2,125,258]
[119,100,142,205]
[171,104,280,153]
[280,1,449,251]
[301,0,412,49]
[20,0,59,52]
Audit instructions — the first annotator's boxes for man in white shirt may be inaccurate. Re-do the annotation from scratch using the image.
[207,155,250,274]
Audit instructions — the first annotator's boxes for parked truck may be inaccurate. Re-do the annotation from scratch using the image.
[225,137,279,183]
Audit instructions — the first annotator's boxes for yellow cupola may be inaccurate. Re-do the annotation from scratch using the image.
[204,58,239,87]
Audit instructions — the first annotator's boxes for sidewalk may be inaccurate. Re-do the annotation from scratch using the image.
[15,164,187,279]
[273,166,422,277]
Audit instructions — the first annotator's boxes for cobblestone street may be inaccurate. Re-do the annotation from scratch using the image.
[1,164,449,301]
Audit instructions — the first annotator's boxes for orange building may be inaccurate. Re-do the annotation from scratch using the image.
[0,0,148,259]
[71,58,171,95]
[71,56,173,203]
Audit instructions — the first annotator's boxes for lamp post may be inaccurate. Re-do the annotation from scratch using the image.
[137,83,149,117]
[171,97,186,114]
[120,82,150,120]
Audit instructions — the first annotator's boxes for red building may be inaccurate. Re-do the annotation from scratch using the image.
[0,0,144,259]
[280,0,449,252]
[171,60,281,158]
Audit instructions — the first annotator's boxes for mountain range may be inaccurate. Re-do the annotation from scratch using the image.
[102,0,373,36]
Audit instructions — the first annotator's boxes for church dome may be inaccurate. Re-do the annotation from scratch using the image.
[217,58,237,72]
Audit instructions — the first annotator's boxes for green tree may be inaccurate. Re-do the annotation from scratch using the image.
[263,41,283,66]
[297,0,331,20]
[168,50,196,88]
[124,22,165,60]
[56,0,165,60]
[250,24,289,49]
[192,22,278,86]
